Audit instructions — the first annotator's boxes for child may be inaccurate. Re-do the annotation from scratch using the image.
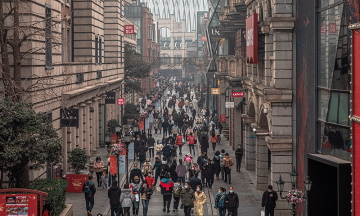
[132,188,140,216]
[101,171,107,188]
[184,153,192,171]
[145,172,155,188]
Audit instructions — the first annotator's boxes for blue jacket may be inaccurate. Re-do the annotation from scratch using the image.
[153,161,162,174]
[215,193,226,209]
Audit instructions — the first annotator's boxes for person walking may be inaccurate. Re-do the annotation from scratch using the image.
[171,124,179,137]
[142,159,152,176]
[130,163,143,183]
[188,133,196,155]
[213,151,221,180]
[168,121,174,136]
[145,172,155,188]
[170,159,178,182]
[139,182,153,216]
[159,158,170,180]
[147,134,155,159]
[172,179,183,212]
[160,173,175,213]
[222,153,234,184]
[162,120,169,136]
[261,185,278,216]
[210,133,218,153]
[214,187,227,216]
[162,143,172,164]
[185,153,192,171]
[152,157,162,186]
[197,152,207,187]
[158,119,163,134]
[94,157,104,187]
[176,159,187,186]
[154,118,159,134]
[82,175,96,216]
[156,140,163,158]
[200,134,209,155]
[194,185,207,216]
[235,144,243,172]
[219,149,225,180]
[139,143,148,168]
[190,173,202,192]
[175,133,185,155]
[180,182,195,216]
[108,181,121,216]
[120,183,134,216]
[205,158,215,189]
[224,187,239,216]
[185,99,189,112]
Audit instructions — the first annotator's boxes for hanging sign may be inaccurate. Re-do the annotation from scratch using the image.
[232,92,244,97]
[111,134,117,144]
[226,102,234,108]
[110,155,117,174]
[221,115,226,122]
[60,108,79,127]
[246,13,258,64]
[118,98,124,105]
[211,88,221,95]
[119,155,126,174]
[128,142,134,160]
[201,36,206,41]
[105,92,116,104]
[125,25,134,34]
[0,194,38,216]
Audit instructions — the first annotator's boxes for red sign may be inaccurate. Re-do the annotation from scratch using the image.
[321,24,326,33]
[246,13,258,64]
[118,98,124,105]
[329,23,336,33]
[110,155,117,174]
[201,36,206,41]
[111,134,117,144]
[149,71,153,75]
[66,172,89,193]
[232,92,244,97]
[125,25,134,34]
[221,115,226,123]
[0,194,38,216]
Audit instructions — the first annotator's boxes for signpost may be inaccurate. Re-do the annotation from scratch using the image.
[211,88,221,95]
[118,98,124,105]
[125,25,134,34]
[232,92,244,97]
[226,102,234,108]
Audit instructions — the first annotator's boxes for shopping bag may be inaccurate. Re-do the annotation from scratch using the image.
[261,210,265,216]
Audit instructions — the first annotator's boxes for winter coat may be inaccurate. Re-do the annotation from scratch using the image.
[185,128,193,137]
[170,163,178,181]
[215,193,226,209]
[142,162,153,175]
[200,138,209,153]
[158,120,163,129]
[185,100,189,106]
[180,187,195,206]
[108,185,121,205]
[130,182,142,195]
[153,119,159,129]
[130,168,143,182]
[261,190,278,208]
[82,180,96,197]
[214,128,220,136]
[210,135,218,143]
[162,145,172,157]
[225,192,239,209]
[172,183,183,197]
[176,164,187,177]
[168,123,174,134]
[176,135,184,146]
[213,155,221,171]
[222,158,234,169]
[235,148,244,159]
[197,156,204,168]
[171,144,177,156]
[172,126,179,134]
[139,185,153,200]
[94,161,104,173]
[219,153,225,167]
[147,138,155,148]
[194,192,207,216]
[153,161,162,174]
[188,135,195,145]
[120,189,134,208]
[212,115,219,124]
[190,177,202,191]
[160,178,174,195]
[162,121,168,130]
[205,162,215,176]
[138,146,148,161]
[145,176,155,188]
[178,101,183,107]
[156,144,163,153]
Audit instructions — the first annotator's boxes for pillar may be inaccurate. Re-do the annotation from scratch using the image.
[62,127,68,174]
[79,104,85,150]
[85,101,92,156]
[255,135,269,191]
[264,34,273,86]
[245,124,255,171]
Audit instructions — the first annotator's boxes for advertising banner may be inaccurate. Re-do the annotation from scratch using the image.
[211,88,220,95]
[111,134,117,144]
[110,155,117,174]
[0,194,38,216]
[221,115,226,123]
[66,172,89,193]
[117,98,124,105]
[246,13,258,64]
[60,108,79,127]
[232,92,244,97]
[128,142,134,160]
[139,118,144,130]
[119,155,126,174]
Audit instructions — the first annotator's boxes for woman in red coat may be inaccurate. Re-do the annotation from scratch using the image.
[175,134,184,155]
[178,100,183,111]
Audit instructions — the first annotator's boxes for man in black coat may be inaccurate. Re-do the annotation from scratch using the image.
[134,137,140,160]
[235,144,244,172]
[162,121,169,136]
[162,143,172,164]
[130,163,143,183]
[147,134,155,159]
[190,173,202,192]
[261,185,278,216]
[108,180,121,216]
[205,158,215,189]
[138,143,148,168]
[200,134,209,154]
[82,175,96,215]
[225,186,239,216]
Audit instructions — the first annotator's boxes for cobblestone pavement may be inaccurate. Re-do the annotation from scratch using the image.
[65,87,261,216]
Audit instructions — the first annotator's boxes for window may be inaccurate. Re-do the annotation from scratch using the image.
[99,37,102,64]
[148,25,151,39]
[152,30,155,42]
[147,48,150,61]
[45,4,52,69]
[97,71,102,79]
[95,36,98,65]
[120,36,123,63]
[67,29,71,62]
[76,73,84,83]
[120,0,123,16]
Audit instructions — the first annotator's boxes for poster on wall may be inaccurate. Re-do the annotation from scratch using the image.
[221,115,226,123]
[0,194,37,216]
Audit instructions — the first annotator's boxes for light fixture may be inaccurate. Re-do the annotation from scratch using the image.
[105,131,111,145]
[136,105,140,112]
[133,125,139,133]
[304,176,312,192]
[263,108,268,115]
[115,123,121,133]
[124,132,131,143]
[276,175,285,192]
[253,128,257,132]
[290,168,299,185]
[89,107,94,113]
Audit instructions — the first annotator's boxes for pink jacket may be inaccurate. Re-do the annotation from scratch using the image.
[94,161,104,173]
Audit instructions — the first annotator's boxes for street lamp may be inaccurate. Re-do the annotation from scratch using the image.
[115,123,122,138]
[124,132,131,183]
[133,125,139,133]
[105,131,111,145]
[136,105,140,112]
[304,176,312,192]
[276,175,285,198]
[290,168,299,189]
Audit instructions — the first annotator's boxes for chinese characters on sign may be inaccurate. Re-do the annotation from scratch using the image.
[125,25,134,34]
[321,24,326,33]
[0,194,38,216]
[232,92,244,97]
[221,115,226,123]
[201,36,206,41]
[329,23,336,33]
[225,102,234,108]
[118,98,124,105]
[246,13,258,64]
[211,88,220,95]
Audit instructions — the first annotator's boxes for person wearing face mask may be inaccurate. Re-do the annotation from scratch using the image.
[144,172,155,188]
[185,126,193,138]
[175,133,185,155]
[139,181,153,216]
[224,187,239,216]
[168,121,174,136]
[94,157,104,187]
[147,134,155,159]
[162,135,167,145]
[142,158,152,176]
[214,187,227,216]
[160,173,174,213]
[159,158,170,180]
[194,185,206,216]
[172,179,183,212]
[261,185,278,216]
[138,143,148,169]
[130,164,143,183]
[152,157,162,186]
[205,158,215,189]
[235,145,243,172]
[180,182,195,216]
[156,140,163,158]
[222,153,234,184]
[162,142,172,164]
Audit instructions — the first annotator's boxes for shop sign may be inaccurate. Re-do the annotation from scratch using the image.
[208,27,235,39]
[60,108,79,127]
[118,98,124,105]
[329,23,336,33]
[321,24,326,33]
[125,25,134,34]
[105,92,116,104]
[201,36,206,41]
[226,102,234,108]
[211,88,220,95]
[232,92,244,97]
[246,13,258,64]
[221,115,226,122]
[0,194,38,215]
[149,71,153,75]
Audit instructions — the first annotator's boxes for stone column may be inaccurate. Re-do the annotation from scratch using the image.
[273,31,292,89]
[245,124,256,171]
[255,134,269,191]
[85,101,92,156]
[62,127,68,174]
[264,34,273,86]
[78,104,85,150]
[96,97,102,150]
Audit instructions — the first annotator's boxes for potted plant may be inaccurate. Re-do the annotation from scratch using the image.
[107,119,118,134]
[68,147,87,174]
[286,189,305,215]
[66,147,89,193]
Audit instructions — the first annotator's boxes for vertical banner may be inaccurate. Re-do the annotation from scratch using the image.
[119,155,126,174]
[155,101,159,111]
[110,155,117,174]
[145,117,149,130]
[139,118,144,130]
[246,13,258,64]
[128,142,134,160]
[111,134,117,144]
[221,115,226,123]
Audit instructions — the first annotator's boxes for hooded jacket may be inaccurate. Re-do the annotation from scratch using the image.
[142,162,153,175]
[225,192,239,209]
[261,190,278,208]
[120,189,134,208]
[156,143,164,153]
[160,178,174,195]
[153,160,162,174]
[215,192,226,209]
[108,185,121,205]
[180,187,195,206]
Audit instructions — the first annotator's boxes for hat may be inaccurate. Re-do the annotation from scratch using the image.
[187,153,191,156]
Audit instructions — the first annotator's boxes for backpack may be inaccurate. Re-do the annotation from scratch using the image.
[84,181,93,194]
[188,136,195,144]
[185,156,192,163]
[159,164,167,177]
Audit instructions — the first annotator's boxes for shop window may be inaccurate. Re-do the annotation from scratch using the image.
[45,4,52,69]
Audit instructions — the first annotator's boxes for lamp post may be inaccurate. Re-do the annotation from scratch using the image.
[115,123,122,139]
[124,132,131,183]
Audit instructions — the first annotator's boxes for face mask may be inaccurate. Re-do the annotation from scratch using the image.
[135,180,139,184]
[134,167,137,169]
[97,160,100,163]
[218,191,221,194]
[268,190,272,192]
[196,189,200,191]
[230,190,234,193]
[184,186,188,189]
[238,147,241,149]
[148,174,151,177]
[192,168,194,170]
